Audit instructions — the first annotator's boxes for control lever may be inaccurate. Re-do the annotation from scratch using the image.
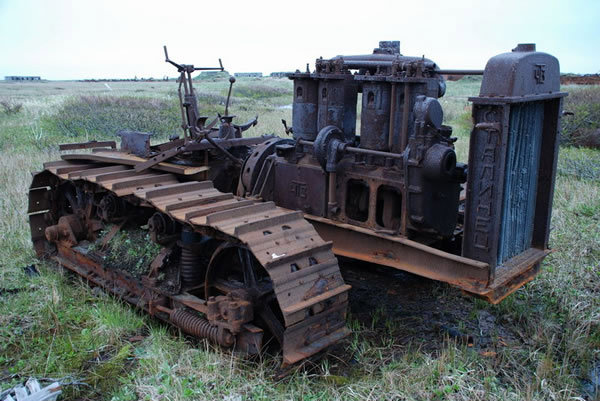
[281,119,293,136]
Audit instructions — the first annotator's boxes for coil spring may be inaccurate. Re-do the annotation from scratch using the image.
[170,309,226,345]
[180,248,203,288]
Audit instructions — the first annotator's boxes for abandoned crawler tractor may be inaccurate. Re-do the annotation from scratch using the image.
[28,42,566,367]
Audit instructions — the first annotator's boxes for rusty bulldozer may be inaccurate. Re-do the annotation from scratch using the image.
[28,41,566,366]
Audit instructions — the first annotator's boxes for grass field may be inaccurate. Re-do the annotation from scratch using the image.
[0,77,599,401]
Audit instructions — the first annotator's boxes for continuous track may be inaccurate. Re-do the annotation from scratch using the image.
[28,158,350,366]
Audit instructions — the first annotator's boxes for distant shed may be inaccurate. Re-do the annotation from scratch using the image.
[5,76,41,81]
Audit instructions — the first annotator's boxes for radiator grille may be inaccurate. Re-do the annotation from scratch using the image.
[498,101,544,264]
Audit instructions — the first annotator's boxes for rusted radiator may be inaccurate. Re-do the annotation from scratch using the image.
[462,44,567,279]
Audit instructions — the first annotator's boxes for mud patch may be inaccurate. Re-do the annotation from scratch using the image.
[581,361,600,400]
[339,258,519,354]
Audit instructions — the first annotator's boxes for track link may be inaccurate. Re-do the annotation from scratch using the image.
[28,159,351,366]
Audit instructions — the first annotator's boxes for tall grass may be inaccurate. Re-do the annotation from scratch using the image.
[42,95,181,140]
[230,83,292,100]
[561,85,600,147]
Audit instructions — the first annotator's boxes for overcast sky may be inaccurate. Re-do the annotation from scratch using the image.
[0,0,598,80]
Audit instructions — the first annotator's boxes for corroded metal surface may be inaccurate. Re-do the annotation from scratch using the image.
[244,41,564,303]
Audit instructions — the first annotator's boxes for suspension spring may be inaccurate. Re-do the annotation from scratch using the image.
[180,247,203,288]
[170,309,233,346]
[179,228,208,288]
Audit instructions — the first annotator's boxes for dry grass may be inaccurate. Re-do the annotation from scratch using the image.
[561,85,600,147]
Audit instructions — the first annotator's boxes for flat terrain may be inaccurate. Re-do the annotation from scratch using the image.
[0,78,599,400]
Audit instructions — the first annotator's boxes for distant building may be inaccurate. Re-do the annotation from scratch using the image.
[5,76,41,81]
[234,72,262,78]
[270,72,293,78]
